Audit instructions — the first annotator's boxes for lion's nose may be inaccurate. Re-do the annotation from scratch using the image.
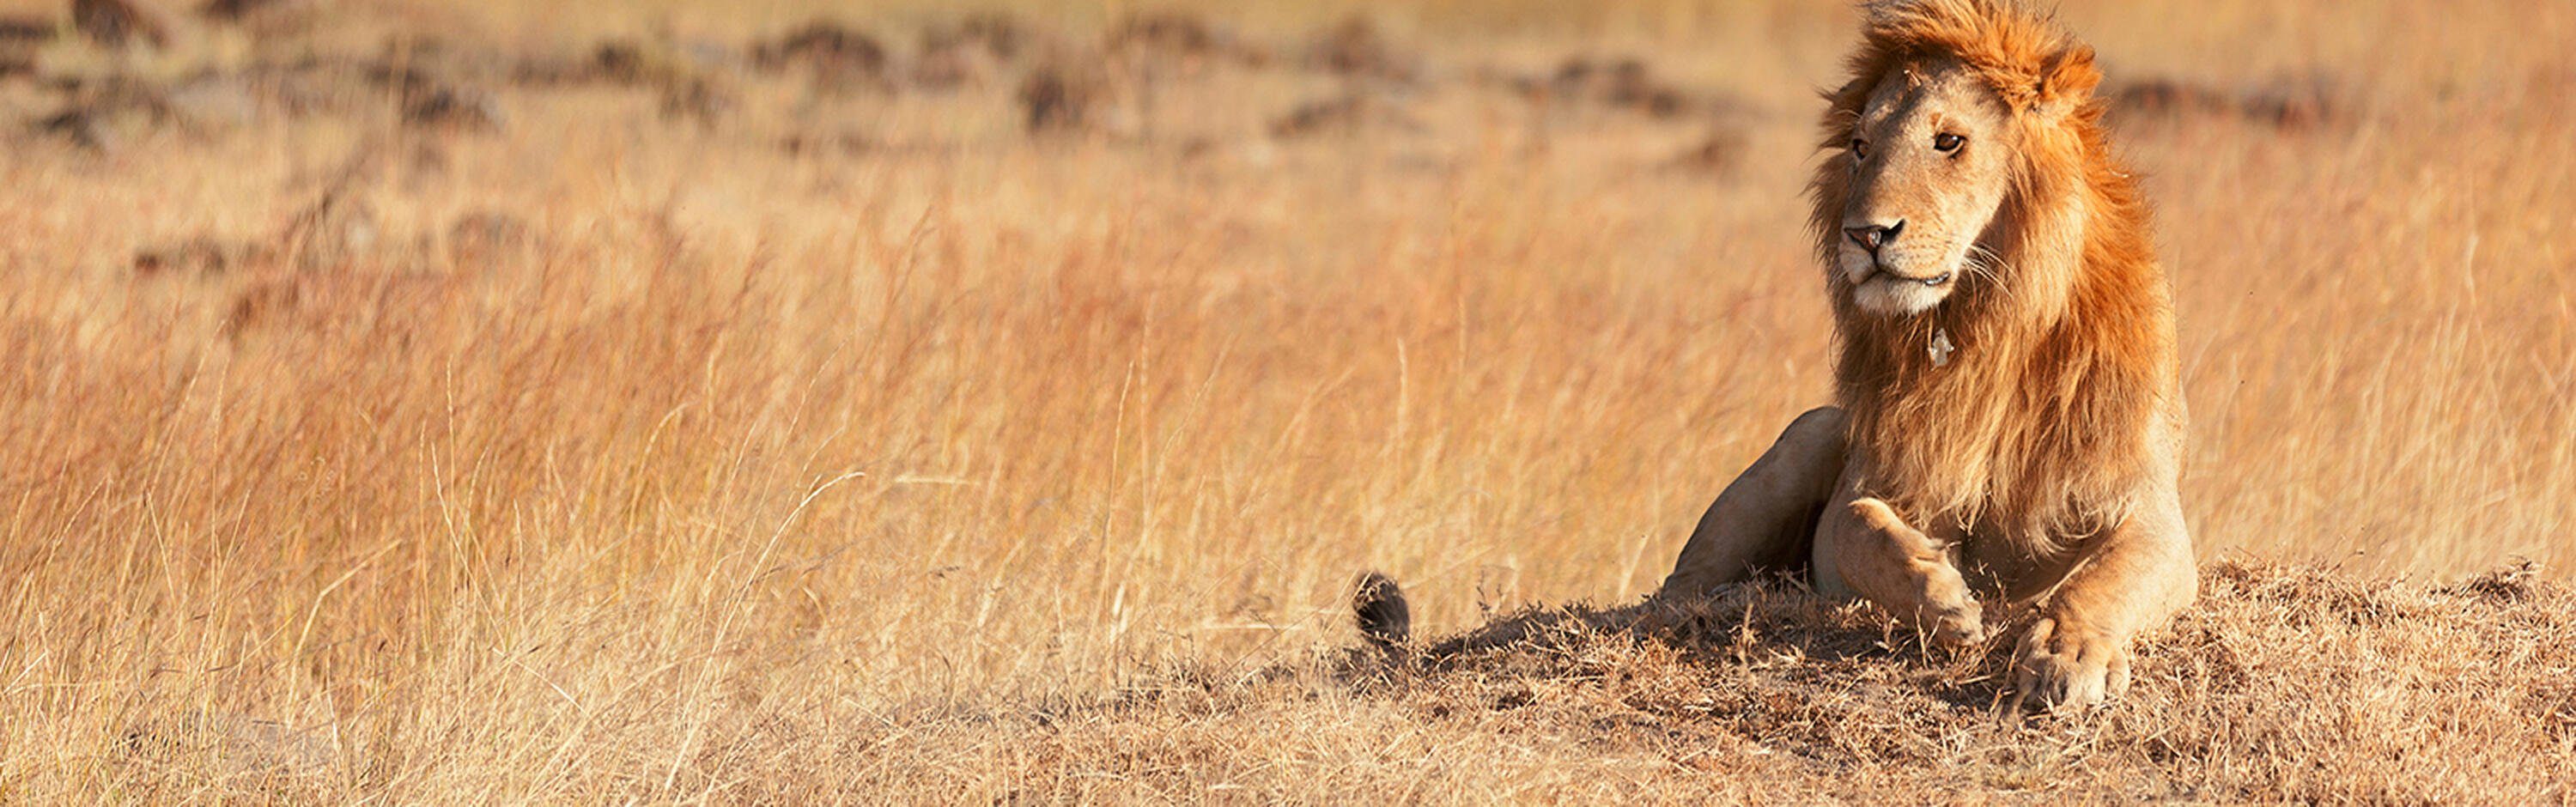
[1844,220,1905,252]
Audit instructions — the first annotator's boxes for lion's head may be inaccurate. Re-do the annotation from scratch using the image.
[1812,0,2105,319]
[1829,58,2019,315]
[1810,0,2178,549]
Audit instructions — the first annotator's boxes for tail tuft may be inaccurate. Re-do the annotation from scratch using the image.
[1352,571,1411,649]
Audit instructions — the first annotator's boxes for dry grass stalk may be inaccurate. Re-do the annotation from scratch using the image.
[1,0,2571,801]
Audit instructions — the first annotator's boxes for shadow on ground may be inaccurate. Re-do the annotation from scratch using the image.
[1273,557,2576,799]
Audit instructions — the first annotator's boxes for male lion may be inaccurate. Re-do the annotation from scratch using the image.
[1352,0,2191,714]
[1657,0,2196,713]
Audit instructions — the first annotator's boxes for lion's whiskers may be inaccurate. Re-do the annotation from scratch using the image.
[1959,243,2016,303]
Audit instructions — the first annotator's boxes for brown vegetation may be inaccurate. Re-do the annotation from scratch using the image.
[1016,52,1124,135]
[2108,75,2347,130]
[1269,91,1421,138]
[1309,15,1418,82]
[1,0,2571,801]
[1311,559,2576,802]
[71,0,179,49]
[1550,57,1693,118]
[750,20,890,93]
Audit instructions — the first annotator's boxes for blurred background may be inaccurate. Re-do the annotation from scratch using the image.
[2,0,2572,797]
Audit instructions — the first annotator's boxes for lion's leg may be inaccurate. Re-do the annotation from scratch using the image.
[2009,487,2196,713]
[1656,407,1850,601]
[1813,487,1987,646]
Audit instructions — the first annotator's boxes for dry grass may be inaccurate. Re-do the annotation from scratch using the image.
[1,0,2572,802]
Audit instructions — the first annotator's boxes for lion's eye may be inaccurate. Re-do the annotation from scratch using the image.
[1850,138,1869,160]
[1934,132,1965,154]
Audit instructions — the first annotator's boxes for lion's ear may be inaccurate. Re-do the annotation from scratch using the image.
[2034,43,2100,118]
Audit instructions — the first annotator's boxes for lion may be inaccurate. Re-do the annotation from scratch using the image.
[1355,0,2196,714]
[1658,0,2197,713]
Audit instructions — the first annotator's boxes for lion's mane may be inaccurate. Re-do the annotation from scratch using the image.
[1808,0,2181,553]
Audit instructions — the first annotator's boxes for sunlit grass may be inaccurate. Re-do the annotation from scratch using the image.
[0,0,2570,800]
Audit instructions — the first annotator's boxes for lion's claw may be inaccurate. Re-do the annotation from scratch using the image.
[2008,617,2129,714]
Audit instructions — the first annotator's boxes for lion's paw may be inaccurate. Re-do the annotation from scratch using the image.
[2008,618,2130,714]
[1847,498,1987,646]
[1914,555,1985,647]
[1927,598,1986,646]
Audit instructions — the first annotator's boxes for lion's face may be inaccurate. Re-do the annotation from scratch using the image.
[1834,58,2016,316]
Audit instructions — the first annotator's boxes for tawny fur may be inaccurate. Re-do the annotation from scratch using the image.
[1656,0,2199,713]
[1813,0,2178,555]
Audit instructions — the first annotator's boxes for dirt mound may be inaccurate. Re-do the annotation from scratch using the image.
[1317,558,2573,800]
[833,560,2572,802]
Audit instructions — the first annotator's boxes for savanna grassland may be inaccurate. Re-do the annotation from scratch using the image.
[2,0,2572,801]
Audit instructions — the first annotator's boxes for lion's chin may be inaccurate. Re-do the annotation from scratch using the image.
[1852,276,1953,316]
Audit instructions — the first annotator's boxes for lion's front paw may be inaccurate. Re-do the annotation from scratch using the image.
[1929,598,1986,646]
[1915,556,1986,646]
[2008,618,2130,714]
[1846,498,1986,646]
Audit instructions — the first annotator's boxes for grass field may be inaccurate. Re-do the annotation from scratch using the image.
[2,0,2572,801]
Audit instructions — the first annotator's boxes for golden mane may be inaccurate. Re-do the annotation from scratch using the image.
[1809,0,2181,552]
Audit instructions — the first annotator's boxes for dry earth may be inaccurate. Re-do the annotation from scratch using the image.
[1,0,2572,802]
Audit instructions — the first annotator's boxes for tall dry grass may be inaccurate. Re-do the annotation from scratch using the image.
[1,0,2572,800]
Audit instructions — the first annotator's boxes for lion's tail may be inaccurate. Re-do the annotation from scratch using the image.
[1351,571,1412,650]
